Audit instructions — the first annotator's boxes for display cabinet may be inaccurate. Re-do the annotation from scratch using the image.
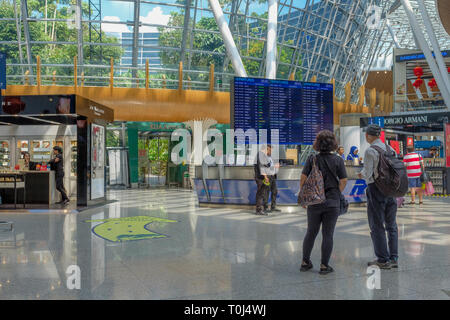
[0,140,11,170]
[70,140,77,177]
[31,140,52,162]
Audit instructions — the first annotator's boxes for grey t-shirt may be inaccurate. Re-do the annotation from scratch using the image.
[360,139,396,184]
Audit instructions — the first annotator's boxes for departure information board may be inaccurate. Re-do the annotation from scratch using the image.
[231,77,334,145]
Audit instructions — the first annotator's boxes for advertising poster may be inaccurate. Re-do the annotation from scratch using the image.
[446,124,450,168]
[0,95,75,115]
[91,124,105,199]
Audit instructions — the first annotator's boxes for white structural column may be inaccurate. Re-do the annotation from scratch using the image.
[400,0,450,109]
[416,0,450,94]
[386,19,400,49]
[266,0,278,79]
[208,0,247,77]
[76,0,83,68]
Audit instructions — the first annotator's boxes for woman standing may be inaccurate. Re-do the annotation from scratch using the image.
[300,130,348,274]
[22,152,36,171]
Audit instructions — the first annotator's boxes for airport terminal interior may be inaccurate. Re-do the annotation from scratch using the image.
[0,0,450,301]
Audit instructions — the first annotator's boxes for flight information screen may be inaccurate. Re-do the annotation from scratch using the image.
[232,77,334,145]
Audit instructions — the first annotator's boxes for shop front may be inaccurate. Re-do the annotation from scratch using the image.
[0,94,113,210]
[361,111,450,195]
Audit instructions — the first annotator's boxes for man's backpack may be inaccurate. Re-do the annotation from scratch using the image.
[298,155,326,207]
[371,144,409,197]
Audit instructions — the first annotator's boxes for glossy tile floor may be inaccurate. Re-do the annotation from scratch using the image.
[0,188,450,300]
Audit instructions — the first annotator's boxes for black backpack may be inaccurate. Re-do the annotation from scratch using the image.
[371,144,409,197]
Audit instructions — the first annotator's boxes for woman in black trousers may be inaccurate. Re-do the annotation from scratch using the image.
[299,130,348,274]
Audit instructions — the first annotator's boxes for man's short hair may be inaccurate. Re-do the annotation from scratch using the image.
[53,146,63,153]
[366,124,381,137]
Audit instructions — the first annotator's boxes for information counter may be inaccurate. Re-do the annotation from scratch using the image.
[193,164,367,206]
[0,171,58,208]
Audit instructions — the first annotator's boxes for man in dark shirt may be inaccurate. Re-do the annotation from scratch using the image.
[49,146,69,205]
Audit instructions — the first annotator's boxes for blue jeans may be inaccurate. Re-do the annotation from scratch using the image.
[366,183,398,263]
[408,177,422,188]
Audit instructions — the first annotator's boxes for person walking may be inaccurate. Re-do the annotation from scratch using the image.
[300,130,348,275]
[254,145,280,215]
[358,124,398,269]
[48,146,69,205]
[403,146,424,205]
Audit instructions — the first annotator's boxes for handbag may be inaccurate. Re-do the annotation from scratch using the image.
[425,181,435,196]
[322,155,349,215]
[419,157,430,183]
[298,155,326,207]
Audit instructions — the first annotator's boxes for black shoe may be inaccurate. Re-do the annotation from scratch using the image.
[300,260,313,272]
[270,207,282,212]
[255,210,267,216]
[368,260,391,269]
[319,265,334,275]
[390,258,398,268]
[63,199,70,205]
[55,200,65,204]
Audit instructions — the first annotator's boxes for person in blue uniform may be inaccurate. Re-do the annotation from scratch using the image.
[347,146,359,161]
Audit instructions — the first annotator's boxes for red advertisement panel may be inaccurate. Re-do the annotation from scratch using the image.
[389,140,400,154]
[407,137,414,147]
[446,124,450,168]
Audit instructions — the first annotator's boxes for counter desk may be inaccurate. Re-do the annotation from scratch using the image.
[0,171,58,208]
[193,164,367,206]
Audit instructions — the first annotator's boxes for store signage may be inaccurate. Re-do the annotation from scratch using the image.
[384,115,429,125]
[76,98,114,122]
[89,105,105,117]
[368,117,385,128]
[127,121,185,132]
[363,112,450,128]
[395,50,450,62]
[0,52,6,89]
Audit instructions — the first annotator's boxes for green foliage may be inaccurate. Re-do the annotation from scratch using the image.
[0,0,123,78]
[158,3,302,81]
[138,138,169,176]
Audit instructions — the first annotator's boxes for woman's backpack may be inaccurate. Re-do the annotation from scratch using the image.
[298,155,326,207]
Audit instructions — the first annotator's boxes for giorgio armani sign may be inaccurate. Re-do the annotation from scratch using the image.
[361,112,450,127]
[384,115,429,125]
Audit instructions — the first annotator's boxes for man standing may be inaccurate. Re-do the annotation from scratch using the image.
[358,124,398,269]
[337,146,345,160]
[49,146,69,205]
[254,145,280,215]
[403,146,424,205]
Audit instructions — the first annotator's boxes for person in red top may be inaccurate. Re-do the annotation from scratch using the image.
[403,146,424,205]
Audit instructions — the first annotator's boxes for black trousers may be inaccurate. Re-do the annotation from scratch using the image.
[255,178,267,212]
[255,176,278,211]
[265,176,278,209]
[302,206,339,266]
[56,175,69,201]
[366,183,398,263]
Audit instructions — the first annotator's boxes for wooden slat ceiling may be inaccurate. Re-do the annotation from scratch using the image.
[365,71,393,95]
[437,0,450,36]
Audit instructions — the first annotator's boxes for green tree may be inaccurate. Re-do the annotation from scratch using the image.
[0,0,123,83]
[158,2,302,81]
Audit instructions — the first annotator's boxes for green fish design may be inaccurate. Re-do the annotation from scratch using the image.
[85,216,177,242]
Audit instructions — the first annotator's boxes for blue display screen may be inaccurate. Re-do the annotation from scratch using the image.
[232,77,334,145]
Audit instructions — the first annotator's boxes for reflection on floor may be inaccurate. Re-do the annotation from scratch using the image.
[0,189,449,300]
